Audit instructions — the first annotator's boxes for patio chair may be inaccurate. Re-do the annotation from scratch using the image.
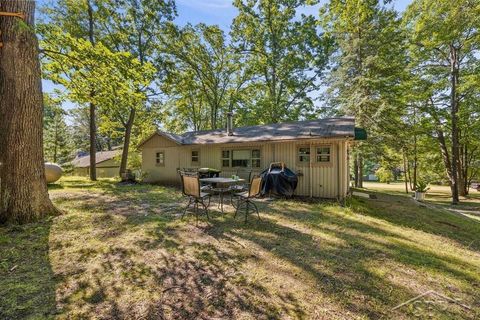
[180,173,211,223]
[233,176,262,223]
[178,169,212,192]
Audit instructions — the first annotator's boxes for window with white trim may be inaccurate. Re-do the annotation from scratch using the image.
[155,151,165,166]
[222,149,261,168]
[221,150,230,167]
[316,146,331,163]
[191,150,200,164]
[298,147,310,163]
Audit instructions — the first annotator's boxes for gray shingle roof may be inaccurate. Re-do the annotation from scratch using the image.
[72,150,120,168]
[141,117,355,147]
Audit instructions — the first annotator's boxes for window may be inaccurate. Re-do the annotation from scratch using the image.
[155,151,165,166]
[221,150,230,167]
[316,146,331,163]
[222,149,261,168]
[191,150,200,164]
[298,147,310,163]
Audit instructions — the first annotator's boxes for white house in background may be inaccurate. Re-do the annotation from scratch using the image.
[72,150,121,178]
[138,116,365,199]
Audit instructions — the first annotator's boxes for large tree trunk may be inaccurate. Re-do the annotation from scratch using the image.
[89,101,97,180]
[358,153,363,188]
[403,150,409,193]
[87,0,97,181]
[0,0,57,224]
[354,153,359,187]
[449,45,460,204]
[119,108,135,180]
[458,140,467,196]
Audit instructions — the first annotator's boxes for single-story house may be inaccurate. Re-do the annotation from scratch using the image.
[72,150,121,178]
[138,116,364,199]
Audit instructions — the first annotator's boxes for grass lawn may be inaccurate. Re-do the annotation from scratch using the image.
[1,177,479,319]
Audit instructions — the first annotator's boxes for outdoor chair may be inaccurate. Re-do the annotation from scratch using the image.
[180,173,211,224]
[178,169,212,192]
[233,176,262,222]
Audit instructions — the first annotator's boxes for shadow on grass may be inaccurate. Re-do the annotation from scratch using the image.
[205,200,479,319]
[46,180,479,319]
[348,193,480,252]
[0,220,58,319]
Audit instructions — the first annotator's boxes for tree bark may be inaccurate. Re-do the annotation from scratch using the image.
[119,108,135,180]
[412,112,417,190]
[449,45,460,204]
[403,150,409,193]
[87,0,97,181]
[358,154,363,188]
[0,0,58,224]
[89,101,97,180]
[354,153,359,187]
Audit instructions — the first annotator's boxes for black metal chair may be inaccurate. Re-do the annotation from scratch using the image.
[179,173,211,224]
[233,176,262,222]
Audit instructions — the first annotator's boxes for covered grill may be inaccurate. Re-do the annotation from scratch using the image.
[260,162,298,197]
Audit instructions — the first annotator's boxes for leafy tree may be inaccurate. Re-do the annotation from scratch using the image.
[404,0,480,203]
[320,0,406,188]
[43,94,74,164]
[40,0,103,180]
[231,0,331,124]
[161,23,249,131]
[375,167,394,184]
[93,0,176,179]
[40,0,176,180]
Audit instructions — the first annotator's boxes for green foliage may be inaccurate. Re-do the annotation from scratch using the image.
[43,94,74,164]
[160,23,247,131]
[231,0,332,124]
[414,181,430,193]
[375,167,394,183]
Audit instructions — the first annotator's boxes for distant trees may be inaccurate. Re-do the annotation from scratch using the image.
[161,23,247,131]
[43,95,73,164]
[231,0,331,124]
[404,0,480,203]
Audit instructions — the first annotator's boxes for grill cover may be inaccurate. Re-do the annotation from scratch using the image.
[260,165,298,197]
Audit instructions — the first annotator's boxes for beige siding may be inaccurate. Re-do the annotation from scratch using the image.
[141,137,350,198]
[73,158,120,178]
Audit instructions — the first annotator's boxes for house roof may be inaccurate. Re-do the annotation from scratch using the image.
[138,117,356,147]
[72,150,121,168]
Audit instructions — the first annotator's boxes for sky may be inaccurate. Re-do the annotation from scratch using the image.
[39,0,413,110]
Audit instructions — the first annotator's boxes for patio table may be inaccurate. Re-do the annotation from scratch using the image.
[200,177,245,213]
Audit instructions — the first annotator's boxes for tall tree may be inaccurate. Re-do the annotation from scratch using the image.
[404,0,480,203]
[95,0,176,179]
[43,94,73,164]
[40,0,101,180]
[40,0,176,180]
[321,0,406,188]
[231,0,331,124]
[0,0,57,224]
[161,23,249,131]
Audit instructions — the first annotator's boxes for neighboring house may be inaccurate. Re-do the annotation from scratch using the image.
[72,150,121,178]
[138,116,365,199]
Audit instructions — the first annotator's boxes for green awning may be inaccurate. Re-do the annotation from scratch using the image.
[354,127,367,140]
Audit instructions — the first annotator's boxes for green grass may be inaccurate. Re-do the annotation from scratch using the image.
[1,177,479,319]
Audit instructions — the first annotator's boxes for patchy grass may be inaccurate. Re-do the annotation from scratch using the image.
[1,177,479,319]
[363,181,480,206]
